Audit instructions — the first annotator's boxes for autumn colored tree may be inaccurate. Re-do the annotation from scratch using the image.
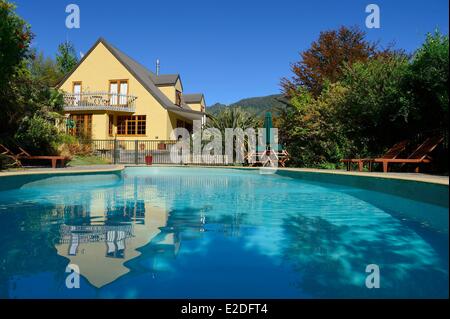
[281,26,376,97]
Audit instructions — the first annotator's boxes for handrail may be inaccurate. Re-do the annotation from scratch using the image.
[63,92,137,109]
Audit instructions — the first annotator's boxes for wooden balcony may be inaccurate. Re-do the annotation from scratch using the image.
[63,92,137,113]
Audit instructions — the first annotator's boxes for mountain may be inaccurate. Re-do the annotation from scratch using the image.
[206,94,287,117]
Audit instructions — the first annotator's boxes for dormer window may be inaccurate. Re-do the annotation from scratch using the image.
[175,90,182,106]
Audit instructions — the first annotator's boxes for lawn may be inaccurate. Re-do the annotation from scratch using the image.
[68,155,111,166]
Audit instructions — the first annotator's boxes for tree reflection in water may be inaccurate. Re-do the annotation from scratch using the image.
[280,214,448,298]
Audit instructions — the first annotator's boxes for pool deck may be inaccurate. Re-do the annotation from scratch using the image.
[0,165,125,177]
[148,165,450,186]
[279,167,449,186]
[0,164,448,186]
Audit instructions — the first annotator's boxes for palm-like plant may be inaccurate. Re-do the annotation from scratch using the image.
[204,106,259,163]
[205,106,259,133]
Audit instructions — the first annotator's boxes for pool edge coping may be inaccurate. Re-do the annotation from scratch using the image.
[276,167,449,186]
[0,165,126,178]
[0,164,447,186]
[125,164,449,186]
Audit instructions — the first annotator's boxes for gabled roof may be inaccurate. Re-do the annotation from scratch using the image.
[57,38,203,116]
[151,74,180,86]
[183,93,205,104]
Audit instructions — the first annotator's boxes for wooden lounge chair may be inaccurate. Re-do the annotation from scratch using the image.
[267,145,290,167]
[0,143,26,167]
[17,147,68,168]
[247,145,290,167]
[341,140,409,172]
[373,135,444,173]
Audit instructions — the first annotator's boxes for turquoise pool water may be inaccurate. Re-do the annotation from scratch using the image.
[0,167,448,298]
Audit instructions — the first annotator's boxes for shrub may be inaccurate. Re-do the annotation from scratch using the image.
[14,114,60,155]
[0,154,15,170]
[58,134,93,158]
[279,84,352,167]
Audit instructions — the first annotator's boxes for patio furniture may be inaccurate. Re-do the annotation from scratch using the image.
[0,144,25,167]
[18,147,69,168]
[246,112,290,167]
[90,95,104,105]
[341,140,409,172]
[373,135,444,173]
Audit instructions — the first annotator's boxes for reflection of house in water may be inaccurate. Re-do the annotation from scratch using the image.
[52,174,242,288]
[136,173,246,237]
[55,194,179,288]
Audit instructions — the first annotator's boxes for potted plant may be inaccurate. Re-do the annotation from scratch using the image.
[145,154,153,165]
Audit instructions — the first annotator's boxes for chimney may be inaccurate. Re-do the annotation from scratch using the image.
[156,59,160,76]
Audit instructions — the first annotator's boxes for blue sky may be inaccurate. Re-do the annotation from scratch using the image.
[15,0,449,105]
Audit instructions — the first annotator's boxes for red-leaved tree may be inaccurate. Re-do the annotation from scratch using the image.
[282,26,376,97]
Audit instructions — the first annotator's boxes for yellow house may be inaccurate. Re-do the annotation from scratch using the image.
[57,38,206,142]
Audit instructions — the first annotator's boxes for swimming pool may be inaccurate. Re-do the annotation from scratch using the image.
[0,167,448,298]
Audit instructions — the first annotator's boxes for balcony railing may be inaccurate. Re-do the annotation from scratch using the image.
[63,92,137,113]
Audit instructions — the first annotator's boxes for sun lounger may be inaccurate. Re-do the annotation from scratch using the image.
[373,135,444,173]
[341,140,409,172]
[18,147,68,168]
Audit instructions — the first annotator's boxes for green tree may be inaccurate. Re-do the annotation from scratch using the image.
[407,31,449,130]
[0,0,32,90]
[0,0,65,159]
[279,85,351,167]
[337,54,411,155]
[0,0,33,134]
[56,41,78,75]
[279,50,412,166]
[29,50,63,86]
[279,28,447,170]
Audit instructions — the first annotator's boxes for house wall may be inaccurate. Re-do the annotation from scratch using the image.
[59,42,172,140]
[92,113,108,138]
[158,86,176,104]
[167,112,193,138]
[157,79,183,104]
[186,102,203,112]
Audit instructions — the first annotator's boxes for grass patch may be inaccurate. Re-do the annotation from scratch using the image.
[68,155,111,166]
